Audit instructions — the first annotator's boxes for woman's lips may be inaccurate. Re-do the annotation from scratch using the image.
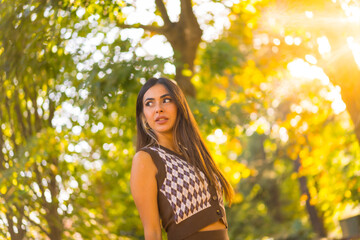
[155,118,168,124]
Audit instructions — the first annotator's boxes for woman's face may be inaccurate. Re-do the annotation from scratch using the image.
[142,84,178,139]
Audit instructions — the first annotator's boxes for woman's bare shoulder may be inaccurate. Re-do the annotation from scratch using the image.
[131,150,157,190]
[132,150,156,171]
[133,150,152,162]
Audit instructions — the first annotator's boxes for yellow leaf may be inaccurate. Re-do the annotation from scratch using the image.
[12,179,18,186]
[210,106,219,113]
[287,147,298,160]
[58,48,63,56]
[235,125,244,136]
[0,185,7,194]
[117,0,126,7]
[321,203,330,211]
[300,194,308,202]
[302,156,314,168]
[291,172,297,179]
[242,168,251,178]
[233,4,242,14]
[229,139,242,154]
[233,193,243,203]
[214,89,226,102]
[50,164,58,174]
[6,89,12,98]
[299,148,309,159]
[310,198,317,205]
[345,190,351,198]
[218,76,229,88]
[182,69,192,77]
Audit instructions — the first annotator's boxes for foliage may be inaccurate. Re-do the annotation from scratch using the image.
[1,0,360,239]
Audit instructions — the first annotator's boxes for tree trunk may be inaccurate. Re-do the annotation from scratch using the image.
[46,157,63,240]
[323,34,360,144]
[119,0,202,97]
[294,156,327,238]
[163,21,200,97]
[163,0,202,97]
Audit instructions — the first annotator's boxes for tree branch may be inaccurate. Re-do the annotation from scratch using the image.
[0,106,6,169]
[14,88,28,139]
[6,212,16,239]
[14,204,52,239]
[31,81,41,132]
[33,166,49,209]
[0,127,5,170]
[155,0,172,26]
[0,77,6,169]
[23,85,33,136]
[3,186,16,201]
[48,97,55,126]
[180,0,200,29]
[4,96,18,152]
[15,204,26,239]
[48,157,59,204]
[178,0,202,48]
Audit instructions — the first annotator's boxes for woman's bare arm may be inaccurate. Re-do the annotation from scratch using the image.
[130,151,162,240]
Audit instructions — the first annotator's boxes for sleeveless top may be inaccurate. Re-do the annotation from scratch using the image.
[140,145,228,240]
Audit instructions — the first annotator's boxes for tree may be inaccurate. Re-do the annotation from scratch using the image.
[259,0,360,144]
[222,0,360,237]
[0,0,75,238]
[0,0,174,238]
[256,0,360,237]
[2,0,360,239]
[196,0,360,238]
[120,0,202,97]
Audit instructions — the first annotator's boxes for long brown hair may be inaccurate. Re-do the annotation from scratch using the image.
[136,77,234,205]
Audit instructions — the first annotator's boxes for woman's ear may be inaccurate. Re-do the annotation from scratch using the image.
[141,115,150,130]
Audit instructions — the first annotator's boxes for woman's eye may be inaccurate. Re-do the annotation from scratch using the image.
[164,98,172,103]
[145,101,153,107]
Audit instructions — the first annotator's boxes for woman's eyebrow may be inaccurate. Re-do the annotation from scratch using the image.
[144,94,171,102]
[160,93,171,98]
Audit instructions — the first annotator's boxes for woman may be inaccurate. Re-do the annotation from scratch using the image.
[131,77,234,240]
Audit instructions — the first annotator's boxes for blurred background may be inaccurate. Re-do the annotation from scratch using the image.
[1,0,360,239]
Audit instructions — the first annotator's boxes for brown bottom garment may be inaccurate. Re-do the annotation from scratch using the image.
[184,229,229,240]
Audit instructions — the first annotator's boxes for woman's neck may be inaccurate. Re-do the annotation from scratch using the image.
[157,134,178,153]
[158,141,176,152]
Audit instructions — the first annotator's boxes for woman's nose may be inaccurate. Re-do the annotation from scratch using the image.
[155,103,163,113]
